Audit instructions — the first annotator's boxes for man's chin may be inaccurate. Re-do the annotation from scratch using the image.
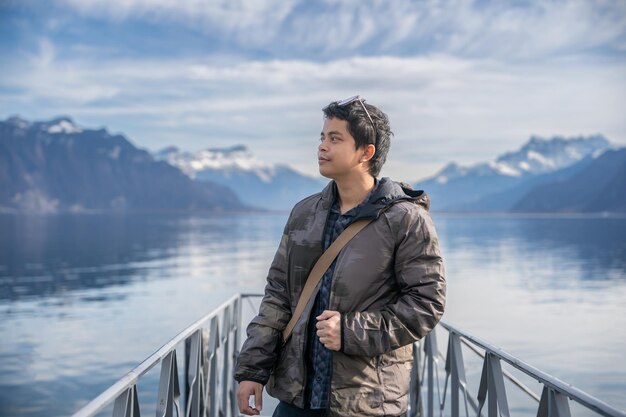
[318,168,335,180]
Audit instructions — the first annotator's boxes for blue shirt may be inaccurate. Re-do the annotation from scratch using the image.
[305,181,378,409]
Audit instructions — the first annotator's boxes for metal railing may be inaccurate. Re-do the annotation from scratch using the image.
[410,322,626,417]
[72,293,626,417]
[73,293,249,417]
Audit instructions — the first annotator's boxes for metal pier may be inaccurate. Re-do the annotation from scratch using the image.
[72,293,626,417]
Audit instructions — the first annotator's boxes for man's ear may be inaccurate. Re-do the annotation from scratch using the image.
[361,144,376,162]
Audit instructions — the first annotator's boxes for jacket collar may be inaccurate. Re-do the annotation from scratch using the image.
[319,177,430,219]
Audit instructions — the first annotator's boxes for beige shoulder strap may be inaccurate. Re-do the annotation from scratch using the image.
[281,218,372,345]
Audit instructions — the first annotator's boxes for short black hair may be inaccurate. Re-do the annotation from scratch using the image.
[322,97,392,177]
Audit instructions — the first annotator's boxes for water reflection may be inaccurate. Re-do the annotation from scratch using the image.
[0,213,287,300]
[436,214,626,284]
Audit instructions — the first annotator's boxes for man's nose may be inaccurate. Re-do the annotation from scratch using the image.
[319,139,328,151]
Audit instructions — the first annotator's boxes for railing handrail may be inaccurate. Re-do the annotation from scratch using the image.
[438,320,626,417]
[72,293,242,417]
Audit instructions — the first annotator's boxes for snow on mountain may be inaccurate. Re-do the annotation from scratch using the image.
[40,116,84,134]
[7,115,85,135]
[427,135,610,184]
[434,162,465,184]
[155,145,278,182]
[154,145,325,210]
[494,134,609,176]
[414,134,612,211]
[6,116,30,130]
[510,148,626,212]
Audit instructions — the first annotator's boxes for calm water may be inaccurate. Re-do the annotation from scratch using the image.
[0,212,625,416]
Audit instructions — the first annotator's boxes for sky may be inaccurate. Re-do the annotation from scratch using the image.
[1,0,625,181]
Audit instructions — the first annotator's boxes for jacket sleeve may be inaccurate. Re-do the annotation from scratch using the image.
[234,221,292,384]
[342,206,446,357]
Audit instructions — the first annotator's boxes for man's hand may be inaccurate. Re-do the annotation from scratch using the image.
[316,310,341,351]
[237,381,263,416]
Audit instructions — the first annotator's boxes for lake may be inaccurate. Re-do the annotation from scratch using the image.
[0,212,625,416]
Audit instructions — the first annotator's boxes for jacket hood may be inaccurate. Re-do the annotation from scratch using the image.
[320,177,430,220]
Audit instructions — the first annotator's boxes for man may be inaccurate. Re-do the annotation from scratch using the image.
[235,96,446,417]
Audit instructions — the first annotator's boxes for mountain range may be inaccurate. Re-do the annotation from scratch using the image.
[154,145,325,210]
[0,116,243,213]
[414,135,626,212]
[2,116,624,213]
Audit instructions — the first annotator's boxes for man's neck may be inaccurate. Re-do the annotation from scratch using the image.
[335,174,376,214]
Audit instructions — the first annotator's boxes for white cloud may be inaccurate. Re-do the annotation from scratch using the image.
[30,38,56,69]
[14,38,121,104]
[61,0,298,41]
[4,41,625,181]
[54,0,626,60]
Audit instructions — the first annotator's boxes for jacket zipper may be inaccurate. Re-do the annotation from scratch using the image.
[327,249,345,409]
[298,205,331,405]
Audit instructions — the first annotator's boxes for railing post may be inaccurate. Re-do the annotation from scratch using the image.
[206,316,220,417]
[424,330,438,417]
[409,341,422,417]
[230,296,241,417]
[113,386,141,417]
[477,353,510,417]
[537,386,572,417]
[221,304,232,416]
[445,331,469,417]
[185,329,207,417]
[156,350,181,417]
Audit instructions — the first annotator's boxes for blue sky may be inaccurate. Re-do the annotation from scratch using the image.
[1,0,625,181]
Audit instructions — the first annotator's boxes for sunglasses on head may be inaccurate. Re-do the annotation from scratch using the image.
[327,95,376,132]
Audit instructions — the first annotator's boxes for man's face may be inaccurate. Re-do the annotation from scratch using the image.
[318,117,367,180]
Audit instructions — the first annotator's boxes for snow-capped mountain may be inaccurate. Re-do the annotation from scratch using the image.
[42,116,84,134]
[0,116,243,213]
[155,146,325,210]
[495,134,609,175]
[415,135,612,211]
[5,115,87,135]
[511,148,626,212]
[155,145,280,182]
[433,135,609,185]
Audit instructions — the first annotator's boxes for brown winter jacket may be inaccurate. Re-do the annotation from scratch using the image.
[234,178,446,417]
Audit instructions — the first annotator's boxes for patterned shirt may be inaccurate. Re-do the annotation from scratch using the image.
[305,181,379,409]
